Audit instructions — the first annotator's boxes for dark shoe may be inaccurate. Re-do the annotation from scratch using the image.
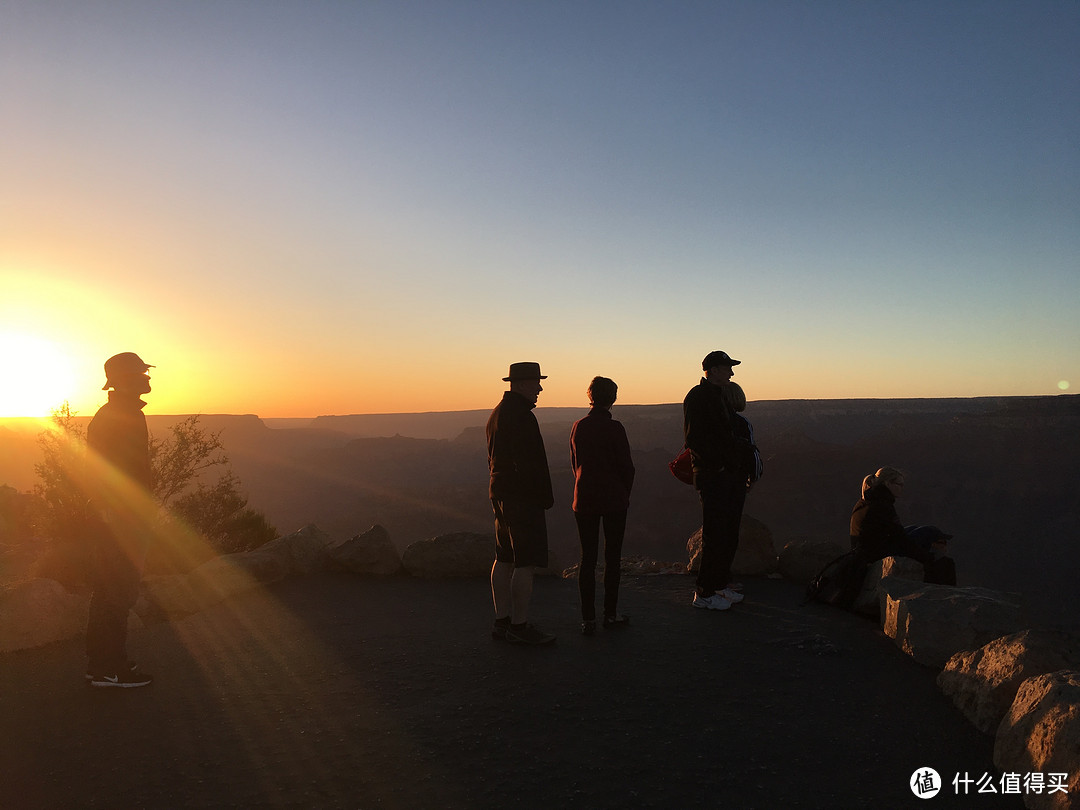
[86,660,138,683]
[603,614,629,628]
[90,669,153,689]
[506,622,556,645]
[581,619,596,636]
[491,617,511,641]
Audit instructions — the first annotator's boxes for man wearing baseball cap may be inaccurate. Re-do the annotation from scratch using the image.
[682,350,748,611]
[486,362,556,645]
[85,352,156,687]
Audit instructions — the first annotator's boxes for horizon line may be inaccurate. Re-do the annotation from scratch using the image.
[2,392,1073,422]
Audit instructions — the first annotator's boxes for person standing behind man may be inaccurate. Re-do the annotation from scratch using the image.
[683,350,747,611]
[570,376,635,635]
[487,362,556,645]
[85,352,156,687]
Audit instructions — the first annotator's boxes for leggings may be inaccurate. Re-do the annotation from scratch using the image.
[574,510,627,621]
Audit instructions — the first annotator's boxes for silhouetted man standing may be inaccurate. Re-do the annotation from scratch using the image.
[683,350,748,611]
[486,362,556,645]
[85,352,156,687]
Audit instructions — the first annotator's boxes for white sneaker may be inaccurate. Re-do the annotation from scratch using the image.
[692,592,732,611]
[720,588,744,604]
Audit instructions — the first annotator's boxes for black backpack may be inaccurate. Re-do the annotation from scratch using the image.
[732,413,763,483]
[804,550,868,610]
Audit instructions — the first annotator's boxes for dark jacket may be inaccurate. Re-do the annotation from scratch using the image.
[85,392,153,543]
[569,408,635,514]
[87,392,152,494]
[850,485,929,564]
[486,391,553,508]
[682,378,738,477]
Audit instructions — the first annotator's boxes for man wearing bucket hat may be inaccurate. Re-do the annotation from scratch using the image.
[84,352,156,687]
[683,350,748,612]
[486,362,556,645]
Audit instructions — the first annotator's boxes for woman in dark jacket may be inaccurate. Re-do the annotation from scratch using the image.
[569,377,635,635]
[850,466,956,585]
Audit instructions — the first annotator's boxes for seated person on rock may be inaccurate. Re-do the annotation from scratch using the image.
[850,466,956,585]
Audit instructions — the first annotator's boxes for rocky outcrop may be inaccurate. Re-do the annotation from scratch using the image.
[402,531,562,578]
[687,515,777,577]
[328,525,402,576]
[938,630,1080,735]
[993,670,1080,810]
[777,539,846,585]
[141,526,330,618]
[0,579,89,654]
[256,524,334,576]
[852,556,925,618]
[403,532,492,578]
[562,556,686,579]
[882,581,1025,668]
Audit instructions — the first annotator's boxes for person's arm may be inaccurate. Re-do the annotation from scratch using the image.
[614,421,635,494]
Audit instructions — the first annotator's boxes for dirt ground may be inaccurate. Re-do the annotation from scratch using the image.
[1,572,1027,809]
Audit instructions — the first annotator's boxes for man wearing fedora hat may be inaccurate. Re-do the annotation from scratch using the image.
[683,350,748,612]
[84,352,157,687]
[486,362,556,645]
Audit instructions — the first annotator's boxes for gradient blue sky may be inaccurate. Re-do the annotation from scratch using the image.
[2,1,1077,417]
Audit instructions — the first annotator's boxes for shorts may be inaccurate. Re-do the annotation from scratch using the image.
[492,498,549,569]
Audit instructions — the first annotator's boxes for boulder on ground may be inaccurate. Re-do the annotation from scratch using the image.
[0,578,88,653]
[938,629,1080,734]
[403,532,493,578]
[882,581,1025,668]
[687,515,776,577]
[852,556,924,618]
[993,669,1080,810]
[329,525,402,576]
[561,556,685,579]
[257,524,334,576]
[777,539,846,585]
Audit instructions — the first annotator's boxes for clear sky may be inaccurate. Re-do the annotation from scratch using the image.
[2,1,1077,418]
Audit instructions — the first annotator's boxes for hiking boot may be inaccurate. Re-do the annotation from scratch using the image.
[90,669,153,688]
[506,622,556,645]
[491,617,511,641]
[603,614,629,628]
[692,592,732,611]
[720,588,744,604]
[581,619,596,636]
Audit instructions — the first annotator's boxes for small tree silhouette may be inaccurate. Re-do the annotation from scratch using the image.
[31,406,277,584]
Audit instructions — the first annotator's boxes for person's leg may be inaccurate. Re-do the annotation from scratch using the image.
[502,500,555,644]
[715,474,746,591]
[510,566,535,624]
[601,511,627,619]
[695,474,724,596]
[490,500,514,622]
[575,511,601,622]
[491,561,513,619]
[86,538,139,675]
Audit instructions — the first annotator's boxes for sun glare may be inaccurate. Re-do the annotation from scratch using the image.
[0,332,78,417]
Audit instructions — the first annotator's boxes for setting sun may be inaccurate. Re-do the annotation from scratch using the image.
[0,332,77,417]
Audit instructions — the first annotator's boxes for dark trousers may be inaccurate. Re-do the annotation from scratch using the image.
[574,511,627,621]
[85,531,144,674]
[695,470,746,596]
